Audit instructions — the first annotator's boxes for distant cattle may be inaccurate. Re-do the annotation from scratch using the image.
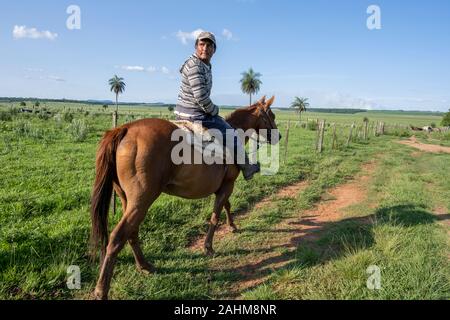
[19,108,52,115]
[409,125,443,133]
[422,126,433,133]
[410,126,423,131]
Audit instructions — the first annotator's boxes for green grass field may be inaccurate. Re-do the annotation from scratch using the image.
[0,101,448,299]
[240,143,450,299]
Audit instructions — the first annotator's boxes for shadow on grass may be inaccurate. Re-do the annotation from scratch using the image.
[3,203,445,300]
[115,204,441,299]
[0,225,96,299]
[204,203,442,299]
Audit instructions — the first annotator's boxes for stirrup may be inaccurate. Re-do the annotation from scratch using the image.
[241,162,260,181]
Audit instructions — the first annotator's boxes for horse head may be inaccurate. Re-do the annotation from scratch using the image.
[226,95,282,145]
[252,95,281,145]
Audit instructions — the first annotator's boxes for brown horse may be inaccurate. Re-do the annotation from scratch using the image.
[90,96,279,299]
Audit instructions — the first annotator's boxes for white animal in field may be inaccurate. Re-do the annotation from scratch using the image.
[422,126,433,133]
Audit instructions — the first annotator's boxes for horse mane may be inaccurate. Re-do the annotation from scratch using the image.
[225,104,259,130]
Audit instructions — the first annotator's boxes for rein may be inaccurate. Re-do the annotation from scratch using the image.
[226,104,276,155]
[248,108,276,153]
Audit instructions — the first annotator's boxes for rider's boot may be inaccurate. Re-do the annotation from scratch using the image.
[237,153,260,181]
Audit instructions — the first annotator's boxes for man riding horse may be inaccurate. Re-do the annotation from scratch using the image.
[174,31,261,180]
[90,32,281,300]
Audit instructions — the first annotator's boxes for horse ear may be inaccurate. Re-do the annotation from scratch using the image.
[257,96,266,105]
[265,96,275,110]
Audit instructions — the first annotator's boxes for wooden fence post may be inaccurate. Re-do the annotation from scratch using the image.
[363,121,368,140]
[315,119,320,148]
[317,120,325,153]
[284,120,290,163]
[346,123,355,146]
[332,123,337,150]
[112,111,118,128]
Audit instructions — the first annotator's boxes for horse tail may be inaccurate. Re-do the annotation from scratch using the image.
[90,126,128,261]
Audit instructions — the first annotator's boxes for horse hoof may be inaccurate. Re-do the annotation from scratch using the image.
[204,247,215,256]
[137,262,156,275]
[93,289,108,300]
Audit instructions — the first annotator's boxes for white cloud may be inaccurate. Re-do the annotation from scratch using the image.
[222,29,233,40]
[319,92,377,109]
[245,90,378,109]
[121,65,145,72]
[284,90,377,109]
[25,74,65,82]
[161,66,170,74]
[119,65,170,75]
[25,68,44,72]
[48,75,66,82]
[176,28,204,45]
[13,25,58,40]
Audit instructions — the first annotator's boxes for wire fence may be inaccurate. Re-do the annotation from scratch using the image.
[1,109,448,206]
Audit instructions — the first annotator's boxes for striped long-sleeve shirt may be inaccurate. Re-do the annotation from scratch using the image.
[175,54,219,119]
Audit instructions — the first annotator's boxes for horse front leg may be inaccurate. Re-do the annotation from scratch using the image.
[204,181,235,256]
[204,211,220,256]
[224,200,238,233]
[129,230,156,274]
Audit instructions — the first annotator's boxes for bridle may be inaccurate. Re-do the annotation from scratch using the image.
[249,107,278,151]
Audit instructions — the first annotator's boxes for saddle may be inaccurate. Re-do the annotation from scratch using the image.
[171,120,228,161]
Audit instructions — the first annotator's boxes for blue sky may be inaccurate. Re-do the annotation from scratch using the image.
[1,0,449,111]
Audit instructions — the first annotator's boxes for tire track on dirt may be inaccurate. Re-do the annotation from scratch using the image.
[208,160,378,299]
[188,180,310,252]
[397,136,450,154]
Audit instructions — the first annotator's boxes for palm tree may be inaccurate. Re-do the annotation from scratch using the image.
[240,68,262,106]
[108,75,126,125]
[108,75,125,215]
[290,97,310,122]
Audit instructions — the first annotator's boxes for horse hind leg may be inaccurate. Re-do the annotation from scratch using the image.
[115,184,153,273]
[115,183,152,270]
[114,183,127,212]
[94,189,161,300]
